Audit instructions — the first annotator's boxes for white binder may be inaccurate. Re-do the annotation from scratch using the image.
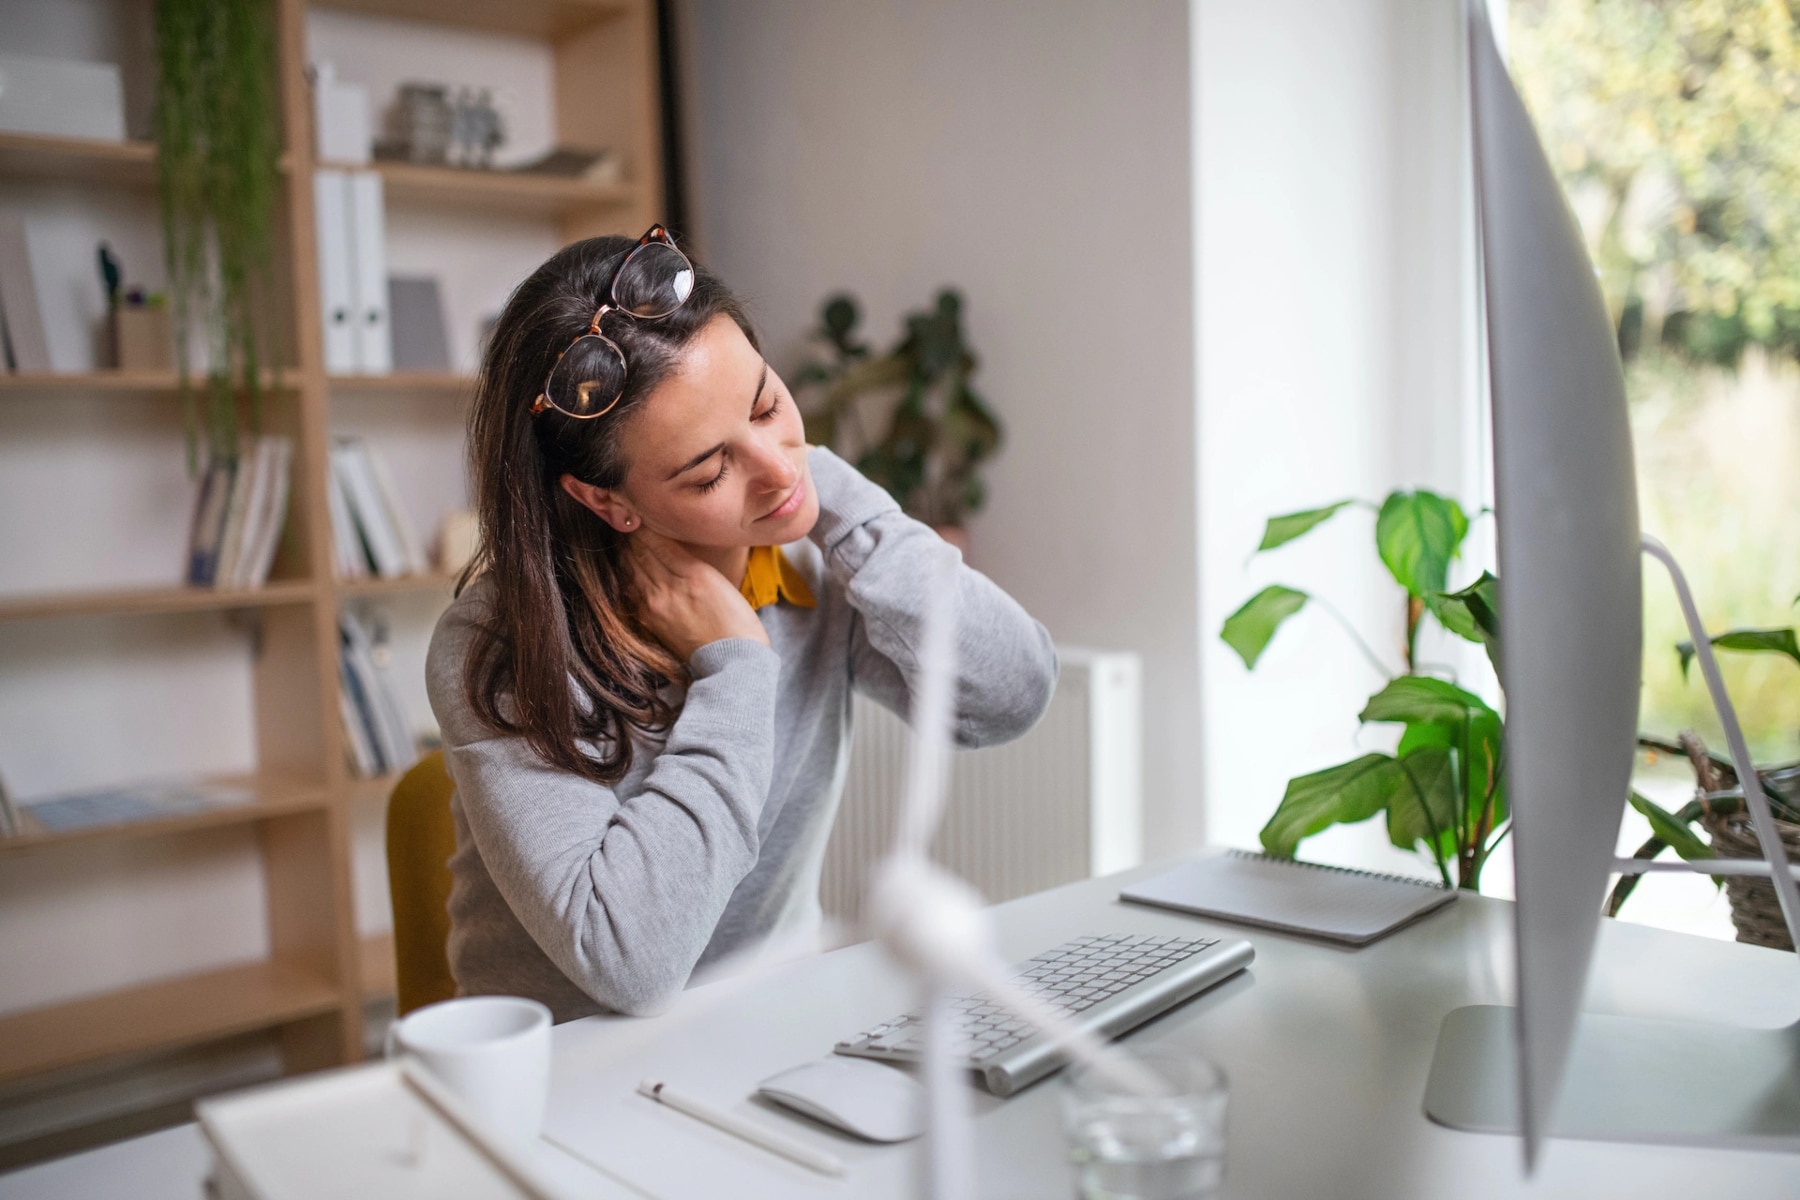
[313,169,357,374]
[347,170,392,374]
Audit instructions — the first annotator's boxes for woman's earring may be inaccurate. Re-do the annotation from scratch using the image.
[621,516,635,530]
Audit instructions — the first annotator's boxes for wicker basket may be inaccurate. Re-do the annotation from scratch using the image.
[1700,810,1800,951]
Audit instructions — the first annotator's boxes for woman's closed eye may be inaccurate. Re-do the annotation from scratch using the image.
[694,392,784,492]
[696,458,730,494]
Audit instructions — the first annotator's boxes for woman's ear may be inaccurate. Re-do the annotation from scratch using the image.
[559,474,639,532]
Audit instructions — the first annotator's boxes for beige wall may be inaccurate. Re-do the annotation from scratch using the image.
[682,0,1203,853]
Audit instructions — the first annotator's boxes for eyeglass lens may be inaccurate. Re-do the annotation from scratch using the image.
[546,335,627,417]
[613,241,694,318]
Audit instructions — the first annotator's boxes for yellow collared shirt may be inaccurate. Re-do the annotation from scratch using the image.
[738,545,816,611]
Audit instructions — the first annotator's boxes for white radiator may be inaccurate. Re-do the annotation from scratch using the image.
[820,648,1143,924]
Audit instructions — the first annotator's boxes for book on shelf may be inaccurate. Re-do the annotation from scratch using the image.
[0,212,52,373]
[328,436,428,580]
[0,771,19,838]
[184,436,294,589]
[338,607,419,779]
[14,779,257,836]
[314,168,392,375]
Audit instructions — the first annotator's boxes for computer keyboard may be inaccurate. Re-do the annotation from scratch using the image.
[834,932,1255,1096]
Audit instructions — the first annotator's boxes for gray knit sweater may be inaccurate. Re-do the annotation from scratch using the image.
[424,447,1057,1021]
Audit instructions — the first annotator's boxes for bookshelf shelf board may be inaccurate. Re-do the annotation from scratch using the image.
[334,158,636,218]
[346,773,402,807]
[0,776,332,858]
[328,371,473,394]
[335,573,459,599]
[0,132,156,187]
[0,580,318,623]
[0,959,342,1084]
[0,371,297,396]
[311,0,628,38]
[360,932,398,999]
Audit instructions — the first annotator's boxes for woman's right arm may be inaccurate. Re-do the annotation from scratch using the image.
[427,605,779,1017]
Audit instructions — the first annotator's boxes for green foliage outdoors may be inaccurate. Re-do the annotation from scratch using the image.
[1511,0,1800,365]
[794,291,1002,527]
[155,0,282,471]
[1511,3,1800,766]
[1221,494,1505,890]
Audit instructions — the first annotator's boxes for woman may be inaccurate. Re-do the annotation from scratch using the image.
[426,227,1056,1022]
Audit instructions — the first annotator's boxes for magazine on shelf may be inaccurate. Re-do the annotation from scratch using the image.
[20,779,258,834]
[337,607,417,778]
[184,436,294,589]
[185,456,237,586]
[329,437,424,580]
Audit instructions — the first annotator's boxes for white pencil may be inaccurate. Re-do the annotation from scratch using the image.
[637,1079,847,1177]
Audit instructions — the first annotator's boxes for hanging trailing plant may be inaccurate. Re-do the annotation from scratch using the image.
[154,0,282,472]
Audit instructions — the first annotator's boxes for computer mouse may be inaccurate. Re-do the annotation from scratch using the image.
[756,1057,927,1143]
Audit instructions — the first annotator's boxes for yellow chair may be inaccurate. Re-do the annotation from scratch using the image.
[386,749,459,1016]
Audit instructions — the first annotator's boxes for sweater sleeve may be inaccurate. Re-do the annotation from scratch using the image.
[806,446,1057,748]
[427,606,780,1016]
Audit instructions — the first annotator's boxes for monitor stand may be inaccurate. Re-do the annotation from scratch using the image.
[1424,1005,1800,1149]
[1425,537,1800,1154]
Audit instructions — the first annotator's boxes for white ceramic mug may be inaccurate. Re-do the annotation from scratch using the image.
[386,995,552,1143]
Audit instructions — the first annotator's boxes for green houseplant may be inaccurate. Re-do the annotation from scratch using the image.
[154,0,282,471]
[793,290,1002,537]
[1221,493,1506,890]
[1610,618,1800,947]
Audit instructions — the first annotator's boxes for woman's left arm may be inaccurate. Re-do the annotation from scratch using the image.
[806,446,1057,747]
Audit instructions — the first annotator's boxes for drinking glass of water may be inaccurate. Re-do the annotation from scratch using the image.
[1061,1046,1228,1200]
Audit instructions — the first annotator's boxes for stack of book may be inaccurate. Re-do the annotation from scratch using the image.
[185,436,295,589]
[327,436,429,580]
[338,607,418,779]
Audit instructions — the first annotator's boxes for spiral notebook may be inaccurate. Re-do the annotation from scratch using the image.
[1120,850,1457,946]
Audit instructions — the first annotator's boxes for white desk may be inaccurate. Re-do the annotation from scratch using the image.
[6,859,1798,1199]
[543,859,1800,1199]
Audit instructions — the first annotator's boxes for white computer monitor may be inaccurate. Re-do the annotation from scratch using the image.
[1423,0,1800,1168]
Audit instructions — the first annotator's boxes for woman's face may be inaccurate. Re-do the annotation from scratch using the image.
[581,313,818,550]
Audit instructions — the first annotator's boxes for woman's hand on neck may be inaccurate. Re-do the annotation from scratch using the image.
[624,530,767,660]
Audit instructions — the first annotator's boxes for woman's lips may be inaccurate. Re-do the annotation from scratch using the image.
[759,475,807,522]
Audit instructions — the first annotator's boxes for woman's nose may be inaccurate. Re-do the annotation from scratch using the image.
[751,440,798,492]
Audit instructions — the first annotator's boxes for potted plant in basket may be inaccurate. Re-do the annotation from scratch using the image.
[1609,616,1800,949]
[793,290,1002,550]
[1221,492,1505,890]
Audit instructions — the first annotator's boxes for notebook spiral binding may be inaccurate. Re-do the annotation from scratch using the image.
[1226,848,1451,890]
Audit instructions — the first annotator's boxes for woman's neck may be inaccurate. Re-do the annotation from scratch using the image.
[681,541,752,587]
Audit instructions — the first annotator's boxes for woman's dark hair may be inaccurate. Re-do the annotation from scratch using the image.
[459,234,758,785]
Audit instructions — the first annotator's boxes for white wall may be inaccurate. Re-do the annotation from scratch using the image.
[682,0,1203,853]
[1194,0,1488,876]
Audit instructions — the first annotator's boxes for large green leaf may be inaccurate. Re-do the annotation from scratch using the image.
[1429,571,1499,643]
[1398,703,1507,832]
[1221,585,1309,669]
[1676,627,1800,679]
[1260,753,1406,858]
[1428,571,1502,678]
[1627,790,1713,862]
[1359,675,1494,727]
[1375,491,1469,597]
[1256,501,1355,553]
[1385,745,1459,857]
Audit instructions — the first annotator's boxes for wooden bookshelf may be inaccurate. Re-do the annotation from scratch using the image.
[0,776,331,857]
[335,573,458,598]
[0,370,296,396]
[328,371,473,394]
[317,158,637,219]
[0,132,157,188]
[0,0,664,1103]
[360,932,398,1000]
[0,959,342,1085]
[0,580,317,623]
[316,0,629,38]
